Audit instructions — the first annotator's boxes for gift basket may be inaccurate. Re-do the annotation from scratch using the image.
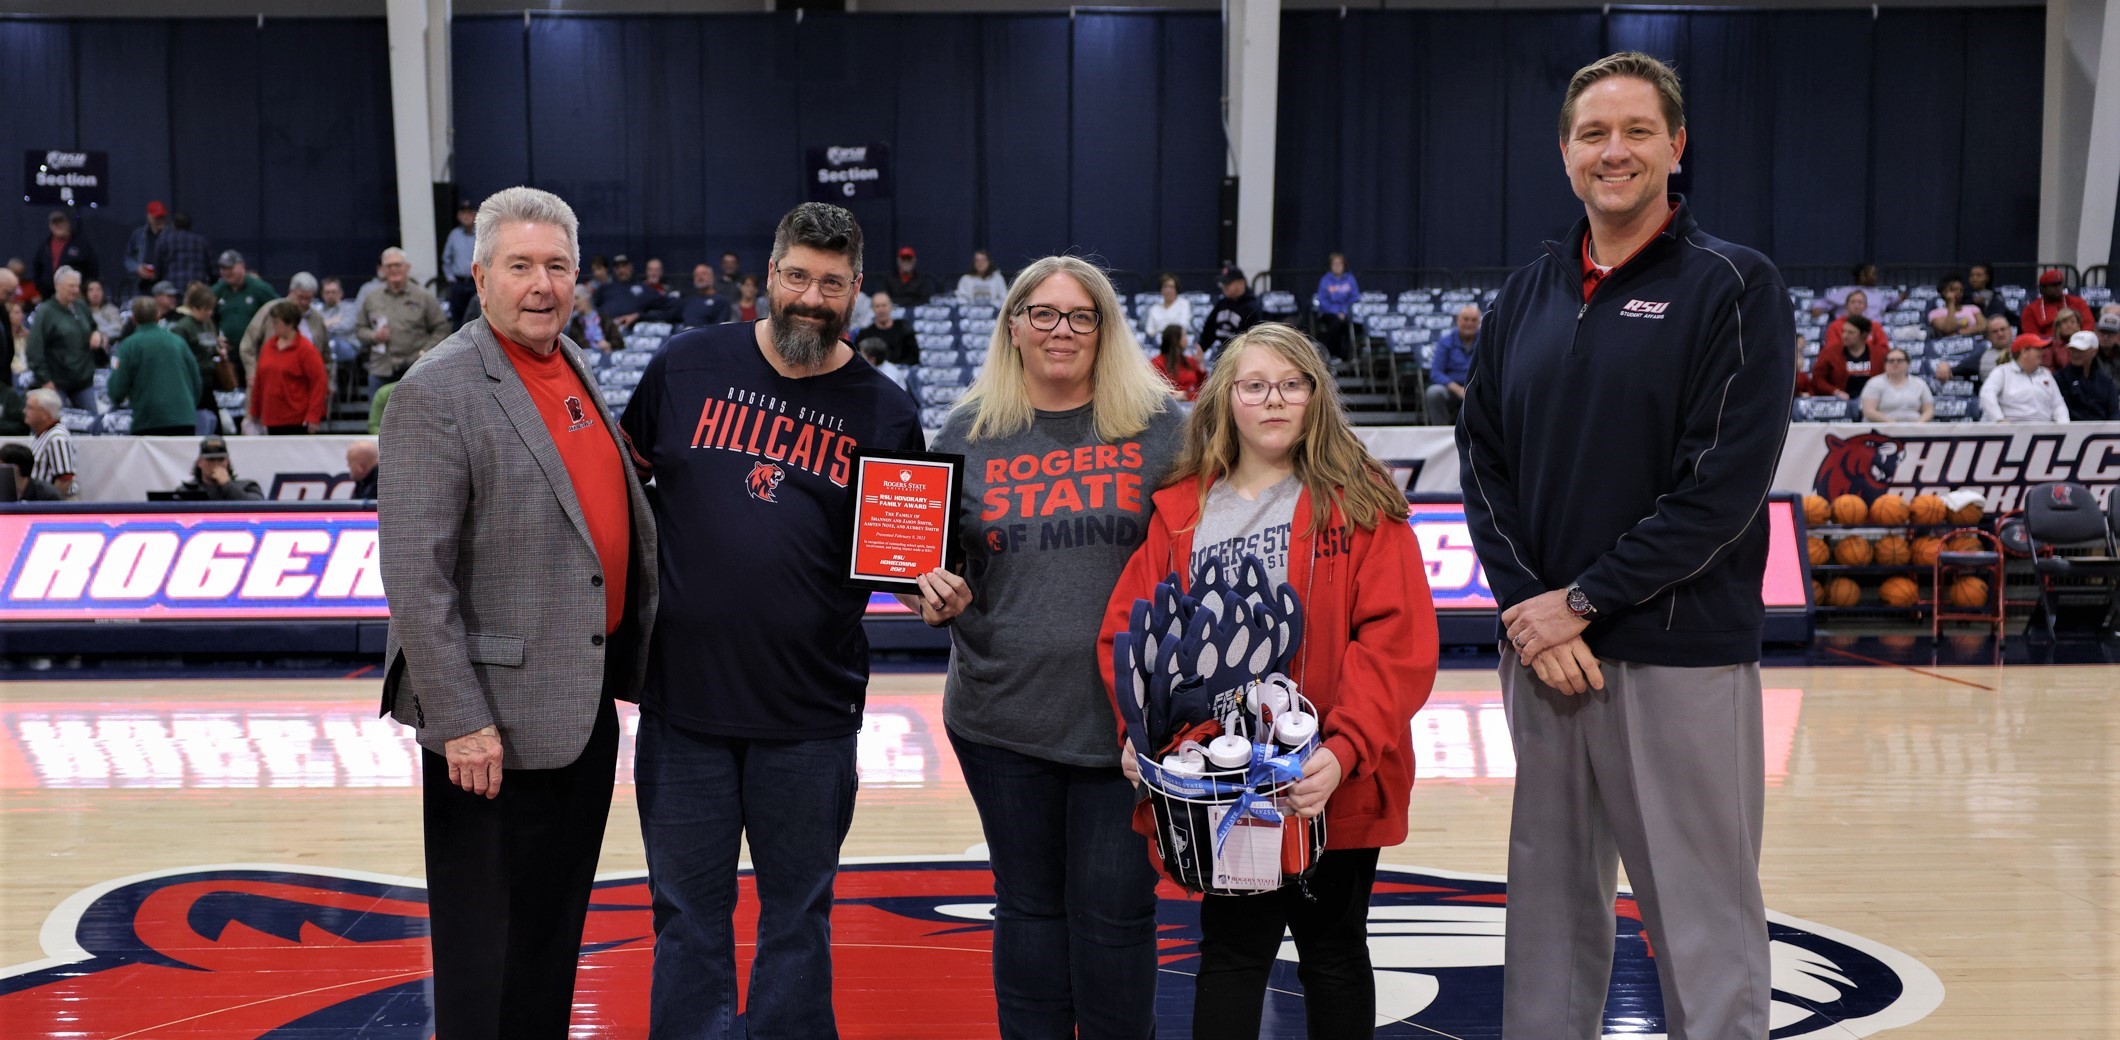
[1112,553,1326,895]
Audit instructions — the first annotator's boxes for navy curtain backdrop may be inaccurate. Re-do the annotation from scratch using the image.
[1274,7,2047,276]
[0,18,397,296]
[451,11,1225,285]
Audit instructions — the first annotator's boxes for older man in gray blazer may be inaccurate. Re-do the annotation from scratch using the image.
[379,186,656,1040]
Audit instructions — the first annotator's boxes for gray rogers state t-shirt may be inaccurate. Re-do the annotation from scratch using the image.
[932,400,1185,767]
[1189,474,1301,589]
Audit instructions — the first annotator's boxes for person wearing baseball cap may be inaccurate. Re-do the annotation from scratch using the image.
[884,244,942,307]
[2020,268,2094,341]
[2056,330,2117,421]
[2096,312,2120,377]
[124,200,171,296]
[213,250,277,353]
[1980,333,2070,423]
[1198,265,1263,362]
[174,435,264,501]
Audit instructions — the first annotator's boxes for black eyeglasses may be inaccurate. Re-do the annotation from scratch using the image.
[1234,377,1314,406]
[1019,304,1101,334]
[776,267,854,298]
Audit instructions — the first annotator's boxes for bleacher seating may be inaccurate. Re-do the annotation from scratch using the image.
[1794,397,1855,422]
[1260,291,1298,317]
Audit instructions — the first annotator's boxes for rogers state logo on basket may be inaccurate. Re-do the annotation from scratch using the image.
[0,858,1939,1037]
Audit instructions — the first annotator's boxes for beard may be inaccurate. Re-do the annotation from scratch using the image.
[767,295,849,369]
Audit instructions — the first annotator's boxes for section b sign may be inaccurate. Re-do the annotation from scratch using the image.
[24,150,109,207]
[808,143,891,202]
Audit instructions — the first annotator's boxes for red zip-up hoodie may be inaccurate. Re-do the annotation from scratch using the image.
[1097,474,1439,855]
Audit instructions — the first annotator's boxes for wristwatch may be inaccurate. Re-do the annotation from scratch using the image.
[1565,583,1598,620]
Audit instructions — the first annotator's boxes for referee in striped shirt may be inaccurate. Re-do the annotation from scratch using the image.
[25,388,77,499]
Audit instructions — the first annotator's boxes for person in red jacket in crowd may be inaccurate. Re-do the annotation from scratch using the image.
[248,300,330,434]
[2020,269,2094,341]
[1821,288,1890,360]
[1098,322,1439,1038]
[1793,331,1817,397]
[1809,313,1878,399]
[1149,323,1206,401]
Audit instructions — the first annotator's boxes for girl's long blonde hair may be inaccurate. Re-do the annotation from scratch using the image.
[1170,323,1409,534]
[952,255,1172,443]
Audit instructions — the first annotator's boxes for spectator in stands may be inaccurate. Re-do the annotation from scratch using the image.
[318,277,361,373]
[356,260,389,306]
[585,255,611,294]
[27,267,103,411]
[1141,274,1191,346]
[1980,334,2069,423]
[250,300,330,435]
[29,211,98,299]
[679,264,733,328]
[24,387,76,498]
[1150,323,1205,401]
[1823,262,1899,315]
[5,259,35,308]
[124,201,169,297]
[1927,274,1982,337]
[347,439,379,499]
[2098,311,2120,383]
[109,296,204,437]
[145,281,180,330]
[176,435,264,500]
[1427,304,1480,425]
[442,200,479,328]
[715,250,746,295]
[853,292,919,365]
[7,301,26,370]
[594,254,637,312]
[213,251,277,354]
[1314,252,1360,365]
[885,246,943,307]
[642,258,669,295]
[1965,263,2013,323]
[633,258,685,325]
[596,255,659,338]
[1822,289,1889,359]
[1792,333,1816,397]
[1858,349,1933,422]
[566,285,608,352]
[2020,269,2093,342]
[2044,308,2086,370]
[150,213,210,295]
[2056,331,2117,421]
[735,274,761,322]
[238,272,330,397]
[85,280,125,343]
[1199,267,1263,361]
[169,283,229,433]
[859,339,909,390]
[0,443,64,501]
[1809,313,1877,400]
[0,265,17,320]
[1934,313,2016,383]
[358,246,449,396]
[956,249,1008,307]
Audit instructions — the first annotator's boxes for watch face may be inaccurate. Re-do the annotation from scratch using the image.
[1567,587,1593,616]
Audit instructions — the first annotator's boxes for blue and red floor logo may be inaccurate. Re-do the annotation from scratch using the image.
[0,857,1939,1038]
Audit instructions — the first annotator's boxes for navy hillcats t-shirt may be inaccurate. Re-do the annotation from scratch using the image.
[620,321,924,738]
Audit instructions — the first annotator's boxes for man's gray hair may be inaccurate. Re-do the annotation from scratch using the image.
[474,187,581,270]
[25,387,63,415]
[379,247,409,265]
[288,272,318,294]
[53,265,81,288]
[770,203,864,278]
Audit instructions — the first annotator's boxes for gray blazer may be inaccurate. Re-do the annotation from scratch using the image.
[377,318,658,770]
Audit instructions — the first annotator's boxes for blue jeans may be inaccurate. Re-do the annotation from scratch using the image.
[635,709,858,1040]
[948,729,1160,1040]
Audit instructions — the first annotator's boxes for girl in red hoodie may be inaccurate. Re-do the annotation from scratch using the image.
[1098,323,1439,1037]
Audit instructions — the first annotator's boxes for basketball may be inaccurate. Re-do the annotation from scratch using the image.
[1812,579,1826,604]
[1873,535,1912,566]
[1831,494,1869,525]
[1868,494,1911,526]
[1911,536,1945,567]
[1808,536,1831,565]
[1824,577,1863,606]
[1949,502,1984,525]
[1833,537,1874,565]
[1910,494,1948,525]
[1803,494,1831,525]
[1947,532,1983,553]
[1879,576,1921,606]
[1947,576,1990,608]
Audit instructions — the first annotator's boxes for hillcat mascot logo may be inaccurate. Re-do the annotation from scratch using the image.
[1814,432,1905,501]
[0,859,1941,1037]
[1806,427,2120,510]
[746,461,786,503]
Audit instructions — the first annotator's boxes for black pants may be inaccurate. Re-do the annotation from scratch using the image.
[265,424,308,435]
[1314,312,1355,363]
[422,694,618,1040]
[1193,847,1381,1039]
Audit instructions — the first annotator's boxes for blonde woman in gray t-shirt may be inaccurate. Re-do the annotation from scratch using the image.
[929,255,1182,1039]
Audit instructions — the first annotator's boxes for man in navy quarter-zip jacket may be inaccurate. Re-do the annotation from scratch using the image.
[1457,51,1794,1040]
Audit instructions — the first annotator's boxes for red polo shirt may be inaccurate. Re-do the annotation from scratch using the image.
[1581,206,1680,301]
[495,329,631,632]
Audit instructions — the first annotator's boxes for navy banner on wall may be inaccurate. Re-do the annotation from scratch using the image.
[23,149,108,206]
[808,143,892,202]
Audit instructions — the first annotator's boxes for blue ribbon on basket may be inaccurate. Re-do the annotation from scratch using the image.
[1211,741,1307,854]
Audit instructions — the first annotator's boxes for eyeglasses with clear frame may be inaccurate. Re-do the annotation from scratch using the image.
[1018,304,1102,335]
[775,266,854,298]
[1233,376,1314,406]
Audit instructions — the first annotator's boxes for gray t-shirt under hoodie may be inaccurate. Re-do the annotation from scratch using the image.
[932,401,1185,767]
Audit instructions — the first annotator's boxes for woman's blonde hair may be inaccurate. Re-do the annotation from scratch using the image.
[953,255,1171,443]
[1170,323,1408,533]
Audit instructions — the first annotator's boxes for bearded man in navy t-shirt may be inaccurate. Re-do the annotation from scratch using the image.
[620,203,944,1038]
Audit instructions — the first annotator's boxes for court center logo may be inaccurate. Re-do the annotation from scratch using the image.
[0,859,1940,1037]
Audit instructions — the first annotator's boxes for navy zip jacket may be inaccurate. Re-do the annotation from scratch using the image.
[1457,197,1795,666]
